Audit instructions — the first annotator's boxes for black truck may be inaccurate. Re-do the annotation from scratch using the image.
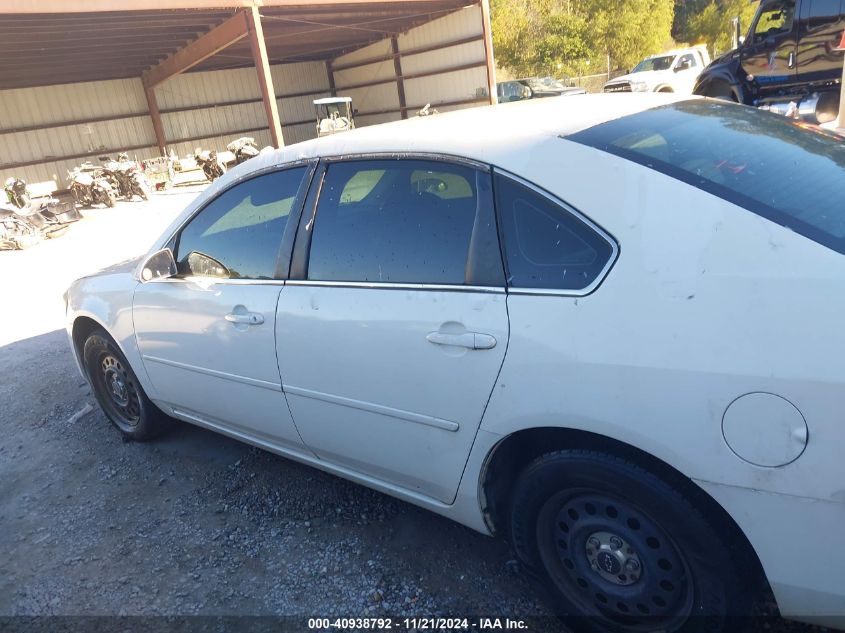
[693,0,844,124]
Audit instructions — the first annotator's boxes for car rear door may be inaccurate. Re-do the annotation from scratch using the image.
[275,157,508,504]
[133,165,312,449]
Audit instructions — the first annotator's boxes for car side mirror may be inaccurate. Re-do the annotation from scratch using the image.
[186,251,230,279]
[140,248,177,282]
[675,61,692,72]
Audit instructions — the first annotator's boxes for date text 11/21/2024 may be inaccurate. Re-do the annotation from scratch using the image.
[307,618,529,630]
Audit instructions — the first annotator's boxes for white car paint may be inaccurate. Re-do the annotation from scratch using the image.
[604,47,711,94]
[66,94,845,628]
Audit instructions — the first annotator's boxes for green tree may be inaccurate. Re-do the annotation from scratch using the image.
[686,0,760,56]
[491,0,676,78]
[586,0,676,71]
[491,0,591,77]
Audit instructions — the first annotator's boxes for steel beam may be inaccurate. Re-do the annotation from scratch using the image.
[141,10,249,89]
[247,6,284,148]
[145,87,167,156]
[1,0,462,13]
[479,0,497,105]
[391,37,407,119]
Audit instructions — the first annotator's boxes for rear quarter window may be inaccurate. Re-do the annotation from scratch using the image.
[568,100,845,254]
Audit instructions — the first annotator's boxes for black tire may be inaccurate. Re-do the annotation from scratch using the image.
[509,450,754,633]
[83,330,169,441]
[704,82,738,102]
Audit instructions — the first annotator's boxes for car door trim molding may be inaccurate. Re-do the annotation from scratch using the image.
[285,279,504,294]
[142,354,283,392]
[493,168,620,298]
[284,384,460,432]
[144,277,287,286]
[320,151,490,172]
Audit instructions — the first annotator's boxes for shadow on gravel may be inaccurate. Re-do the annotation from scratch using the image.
[0,329,549,622]
[0,331,826,633]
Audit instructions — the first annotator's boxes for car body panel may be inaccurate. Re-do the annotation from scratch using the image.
[481,140,845,504]
[276,284,509,504]
[66,95,845,626]
[133,279,306,450]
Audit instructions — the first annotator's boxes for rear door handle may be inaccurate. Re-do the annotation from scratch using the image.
[225,311,264,325]
[426,331,497,350]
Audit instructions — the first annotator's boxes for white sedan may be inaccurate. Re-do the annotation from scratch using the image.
[66,94,845,631]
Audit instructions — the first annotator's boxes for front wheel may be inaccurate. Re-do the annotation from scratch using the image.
[509,450,755,632]
[83,330,170,440]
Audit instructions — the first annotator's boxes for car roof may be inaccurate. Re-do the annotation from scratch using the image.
[153,93,692,254]
[238,93,690,171]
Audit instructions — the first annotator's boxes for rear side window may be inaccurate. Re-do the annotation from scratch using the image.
[307,160,482,284]
[495,174,616,291]
[568,100,845,255]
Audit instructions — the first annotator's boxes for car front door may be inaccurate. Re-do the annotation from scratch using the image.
[133,165,312,449]
[742,0,799,90]
[276,158,509,504]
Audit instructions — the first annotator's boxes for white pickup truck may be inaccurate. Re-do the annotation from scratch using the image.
[603,46,711,94]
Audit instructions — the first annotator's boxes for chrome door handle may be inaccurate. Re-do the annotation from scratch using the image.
[788,51,796,68]
[225,311,264,325]
[426,331,497,350]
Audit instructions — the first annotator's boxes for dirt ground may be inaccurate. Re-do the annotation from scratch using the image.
[0,192,825,632]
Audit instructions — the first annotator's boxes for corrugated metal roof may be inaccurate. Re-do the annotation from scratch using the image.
[0,1,473,90]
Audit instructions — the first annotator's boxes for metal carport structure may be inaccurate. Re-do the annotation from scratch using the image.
[0,0,496,186]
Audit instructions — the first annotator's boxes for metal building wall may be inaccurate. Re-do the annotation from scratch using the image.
[329,5,489,128]
[0,78,156,189]
[0,61,330,189]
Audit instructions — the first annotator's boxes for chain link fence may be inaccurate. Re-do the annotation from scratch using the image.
[564,70,627,93]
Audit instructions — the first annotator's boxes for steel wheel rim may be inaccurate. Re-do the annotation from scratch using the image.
[537,490,694,631]
[97,353,141,428]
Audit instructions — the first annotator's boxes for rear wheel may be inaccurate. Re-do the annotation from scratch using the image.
[83,330,170,440]
[509,450,754,632]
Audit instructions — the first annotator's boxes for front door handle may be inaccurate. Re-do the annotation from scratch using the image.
[788,51,796,68]
[426,331,497,350]
[225,311,264,325]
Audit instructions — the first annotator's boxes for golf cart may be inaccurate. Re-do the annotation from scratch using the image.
[314,97,355,137]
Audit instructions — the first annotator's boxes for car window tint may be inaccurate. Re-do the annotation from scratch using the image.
[176,167,305,279]
[568,100,845,254]
[495,174,615,291]
[308,160,479,284]
[678,53,697,67]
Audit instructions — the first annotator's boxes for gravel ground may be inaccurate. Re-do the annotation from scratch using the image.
[0,192,830,633]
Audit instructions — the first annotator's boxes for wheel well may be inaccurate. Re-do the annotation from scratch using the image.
[480,426,770,594]
[656,85,674,93]
[71,316,104,367]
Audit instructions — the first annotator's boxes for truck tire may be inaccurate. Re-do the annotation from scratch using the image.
[703,81,738,102]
